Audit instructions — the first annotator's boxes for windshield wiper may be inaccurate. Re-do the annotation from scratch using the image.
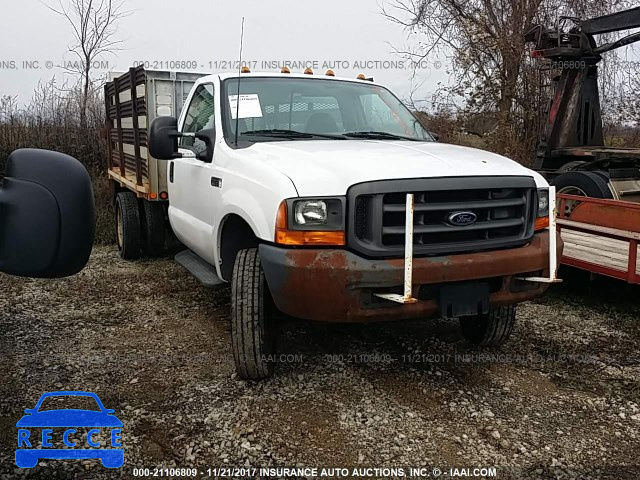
[242,129,347,140]
[343,131,423,141]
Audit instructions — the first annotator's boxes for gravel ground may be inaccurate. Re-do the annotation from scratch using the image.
[1,246,639,480]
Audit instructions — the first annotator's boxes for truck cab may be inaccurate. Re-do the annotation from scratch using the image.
[145,70,562,379]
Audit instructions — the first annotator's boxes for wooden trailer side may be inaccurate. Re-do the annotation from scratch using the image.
[105,66,150,197]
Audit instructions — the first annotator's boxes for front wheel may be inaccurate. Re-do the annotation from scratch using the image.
[459,305,517,347]
[231,248,276,380]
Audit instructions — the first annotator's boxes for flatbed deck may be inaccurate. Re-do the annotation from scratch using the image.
[557,194,640,284]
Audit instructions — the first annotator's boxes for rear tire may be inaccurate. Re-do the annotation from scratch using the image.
[552,171,613,199]
[115,192,142,260]
[460,305,517,347]
[231,248,276,380]
[593,170,610,182]
[142,200,166,257]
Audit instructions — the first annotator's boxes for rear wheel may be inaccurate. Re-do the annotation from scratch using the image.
[460,305,517,347]
[115,191,142,260]
[231,248,276,380]
[552,171,613,216]
[593,170,610,182]
[142,199,166,257]
[552,171,612,198]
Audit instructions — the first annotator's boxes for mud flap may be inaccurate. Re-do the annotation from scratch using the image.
[439,283,490,318]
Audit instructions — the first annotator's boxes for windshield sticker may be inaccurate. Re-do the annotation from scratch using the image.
[228,94,263,119]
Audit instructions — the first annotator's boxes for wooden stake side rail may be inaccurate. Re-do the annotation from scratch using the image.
[107,168,149,196]
[557,193,640,284]
[105,66,148,188]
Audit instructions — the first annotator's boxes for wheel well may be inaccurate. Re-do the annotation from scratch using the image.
[111,180,133,206]
[219,215,259,282]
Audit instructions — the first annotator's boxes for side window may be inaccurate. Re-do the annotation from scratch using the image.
[180,84,215,153]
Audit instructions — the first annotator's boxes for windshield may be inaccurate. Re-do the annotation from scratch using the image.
[221,77,433,144]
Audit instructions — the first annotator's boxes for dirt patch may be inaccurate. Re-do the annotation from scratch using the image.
[1,247,639,479]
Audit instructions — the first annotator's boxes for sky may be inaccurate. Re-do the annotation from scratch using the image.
[0,0,450,106]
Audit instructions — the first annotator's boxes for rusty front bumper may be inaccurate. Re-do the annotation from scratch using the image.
[260,231,563,323]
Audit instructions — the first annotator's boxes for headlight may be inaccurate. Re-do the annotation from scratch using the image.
[294,200,327,226]
[537,189,549,217]
[535,188,550,231]
[275,197,346,245]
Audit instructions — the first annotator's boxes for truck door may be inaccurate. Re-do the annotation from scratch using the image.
[168,83,221,265]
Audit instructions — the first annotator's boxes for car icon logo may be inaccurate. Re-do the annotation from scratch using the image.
[15,391,124,469]
[447,211,478,226]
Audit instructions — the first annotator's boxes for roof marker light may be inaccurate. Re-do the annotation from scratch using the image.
[325,69,335,76]
[304,68,314,75]
[241,66,251,73]
[281,66,291,73]
[357,73,366,80]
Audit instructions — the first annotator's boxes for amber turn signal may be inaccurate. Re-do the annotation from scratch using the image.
[535,216,549,231]
[275,202,346,246]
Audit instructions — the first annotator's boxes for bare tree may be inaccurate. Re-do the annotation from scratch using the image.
[382,0,636,161]
[45,0,127,126]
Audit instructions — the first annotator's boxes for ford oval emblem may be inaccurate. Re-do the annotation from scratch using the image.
[448,211,478,226]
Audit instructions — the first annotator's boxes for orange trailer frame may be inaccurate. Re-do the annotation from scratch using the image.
[557,193,640,284]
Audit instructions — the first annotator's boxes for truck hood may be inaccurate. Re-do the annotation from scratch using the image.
[248,140,547,196]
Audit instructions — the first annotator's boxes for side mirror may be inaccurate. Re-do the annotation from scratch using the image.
[0,149,95,278]
[429,131,440,142]
[195,128,215,163]
[149,116,213,163]
[149,116,181,160]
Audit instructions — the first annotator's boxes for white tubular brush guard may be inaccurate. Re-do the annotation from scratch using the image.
[374,193,418,304]
[518,185,562,283]
[374,187,562,305]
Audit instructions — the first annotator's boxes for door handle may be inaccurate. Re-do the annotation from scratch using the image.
[211,177,222,188]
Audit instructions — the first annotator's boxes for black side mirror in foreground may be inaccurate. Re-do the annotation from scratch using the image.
[0,149,95,278]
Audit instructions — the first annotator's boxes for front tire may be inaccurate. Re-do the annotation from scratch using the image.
[115,191,142,260]
[460,305,517,347]
[231,248,276,380]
